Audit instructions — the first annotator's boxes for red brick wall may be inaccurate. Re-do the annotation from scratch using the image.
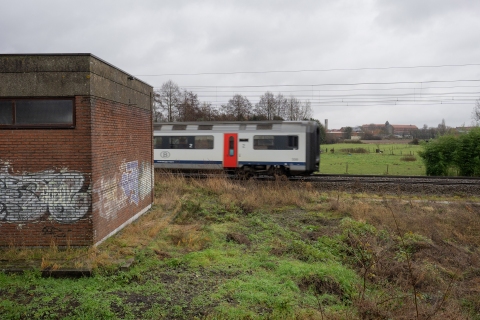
[0,96,93,246]
[90,98,153,244]
[0,96,153,247]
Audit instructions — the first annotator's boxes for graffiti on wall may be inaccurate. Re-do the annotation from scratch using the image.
[95,160,152,221]
[139,161,152,201]
[121,161,139,205]
[0,165,91,223]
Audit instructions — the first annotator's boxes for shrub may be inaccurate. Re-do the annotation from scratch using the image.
[419,128,480,176]
[339,148,369,154]
[400,155,417,162]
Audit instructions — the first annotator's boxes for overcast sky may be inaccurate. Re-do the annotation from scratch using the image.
[2,0,480,129]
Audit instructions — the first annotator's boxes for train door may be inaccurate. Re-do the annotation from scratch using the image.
[223,133,238,168]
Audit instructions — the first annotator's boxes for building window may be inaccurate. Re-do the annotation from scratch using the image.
[254,135,299,150]
[0,99,74,128]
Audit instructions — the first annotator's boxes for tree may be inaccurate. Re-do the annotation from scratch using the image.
[437,118,447,136]
[273,93,287,120]
[309,118,326,144]
[177,90,201,121]
[473,98,480,125]
[221,94,252,120]
[343,126,353,139]
[284,97,312,120]
[197,102,219,121]
[155,80,181,122]
[254,92,277,120]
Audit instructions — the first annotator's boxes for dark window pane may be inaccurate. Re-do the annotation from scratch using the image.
[0,101,13,125]
[15,100,73,124]
[153,137,163,149]
[288,136,298,149]
[195,136,214,149]
[254,135,298,150]
[254,135,274,150]
[169,136,190,149]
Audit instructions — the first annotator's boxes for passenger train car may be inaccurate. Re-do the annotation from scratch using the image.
[153,121,320,176]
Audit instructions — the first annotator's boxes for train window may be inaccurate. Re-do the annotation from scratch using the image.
[228,136,234,156]
[239,138,249,142]
[254,135,299,150]
[170,136,190,149]
[172,125,187,130]
[153,136,163,149]
[198,125,213,130]
[253,135,274,149]
[287,136,299,149]
[160,136,214,149]
[195,136,214,149]
[0,98,74,128]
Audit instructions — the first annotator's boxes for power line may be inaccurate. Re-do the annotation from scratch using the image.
[180,79,480,88]
[154,84,480,93]
[136,63,480,76]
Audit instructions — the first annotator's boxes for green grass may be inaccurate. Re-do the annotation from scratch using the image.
[1,175,478,319]
[320,143,425,175]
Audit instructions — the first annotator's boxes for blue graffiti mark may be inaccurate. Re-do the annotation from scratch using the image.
[121,161,139,205]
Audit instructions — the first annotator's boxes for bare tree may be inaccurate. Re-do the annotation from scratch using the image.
[221,94,252,120]
[437,118,447,136]
[274,93,287,120]
[254,92,277,120]
[177,90,201,121]
[284,97,313,120]
[155,80,181,122]
[473,98,480,125]
[197,102,219,121]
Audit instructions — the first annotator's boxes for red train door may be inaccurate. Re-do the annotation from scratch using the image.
[223,133,238,168]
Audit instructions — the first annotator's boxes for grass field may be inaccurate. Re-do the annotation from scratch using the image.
[1,173,479,319]
[320,142,426,175]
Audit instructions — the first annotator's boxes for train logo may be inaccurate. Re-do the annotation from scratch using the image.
[160,151,170,158]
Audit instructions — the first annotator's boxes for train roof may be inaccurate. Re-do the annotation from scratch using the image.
[153,121,319,133]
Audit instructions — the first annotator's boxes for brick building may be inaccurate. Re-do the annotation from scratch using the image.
[0,54,154,246]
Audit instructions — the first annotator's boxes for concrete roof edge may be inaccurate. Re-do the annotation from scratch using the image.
[0,53,153,89]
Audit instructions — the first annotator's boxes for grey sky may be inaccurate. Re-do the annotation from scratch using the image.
[2,0,480,129]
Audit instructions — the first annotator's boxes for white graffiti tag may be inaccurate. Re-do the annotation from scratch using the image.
[121,161,139,205]
[0,167,91,223]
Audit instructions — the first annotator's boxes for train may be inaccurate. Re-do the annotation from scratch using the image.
[153,121,320,177]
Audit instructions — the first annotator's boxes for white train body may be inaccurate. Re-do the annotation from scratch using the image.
[153,121,320,176]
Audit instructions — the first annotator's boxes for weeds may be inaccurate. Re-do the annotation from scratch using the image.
[1,175,479,319]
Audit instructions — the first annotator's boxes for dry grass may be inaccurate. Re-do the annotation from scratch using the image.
[1,173,479,318]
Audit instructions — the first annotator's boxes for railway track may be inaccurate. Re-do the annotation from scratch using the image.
[156,171,480,195]
[297,174,480,196]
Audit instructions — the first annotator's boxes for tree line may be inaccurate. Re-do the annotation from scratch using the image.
[153,80,313,122]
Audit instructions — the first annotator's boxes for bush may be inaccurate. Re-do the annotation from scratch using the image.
[339,148,369,154]
[400,155,417,162]
[419,128,480,176]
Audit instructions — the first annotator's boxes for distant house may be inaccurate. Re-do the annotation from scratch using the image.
[362,122,418,137]
[390,124,418,136]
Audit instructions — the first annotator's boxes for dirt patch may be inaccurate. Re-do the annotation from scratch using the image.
[226,233,251,246]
